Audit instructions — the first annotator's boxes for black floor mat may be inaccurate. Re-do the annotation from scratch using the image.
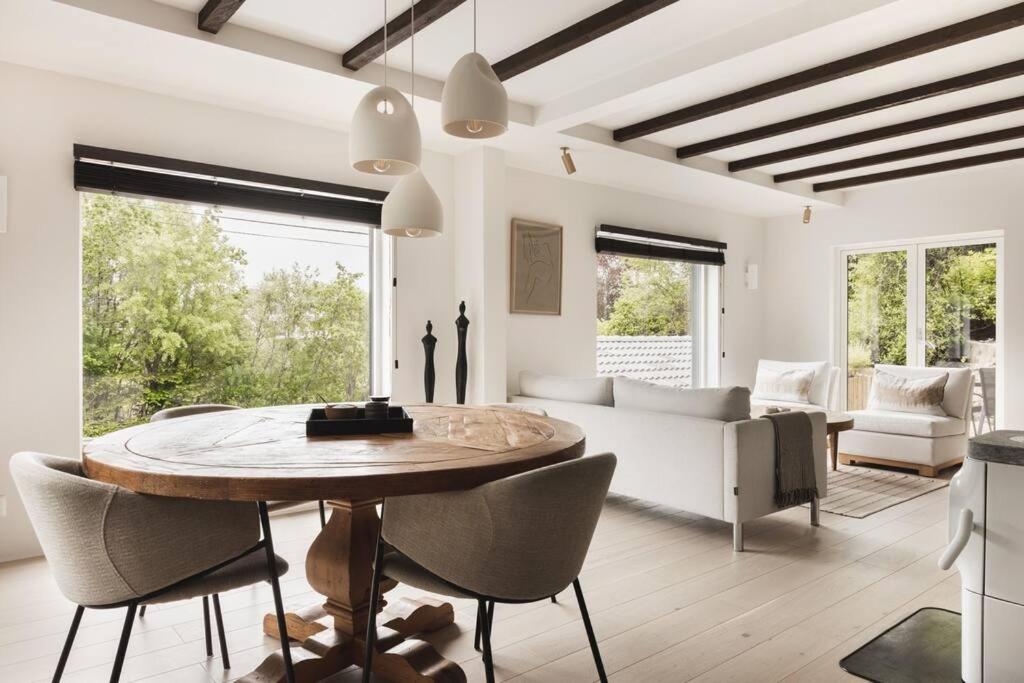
[840,608,961,683]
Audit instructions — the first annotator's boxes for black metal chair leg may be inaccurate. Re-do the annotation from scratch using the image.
[573,579,607,683]
[479,600,495,683]
[474,606,482,652]
[212,594,231,669]
[109,602,138,683]
[52,604,84,682]
[487,600,495,638]
[318,500,327,528]
[258,501,295,683]
[202,596,212,657]
[137,605,146,618]
[363,518,385,683]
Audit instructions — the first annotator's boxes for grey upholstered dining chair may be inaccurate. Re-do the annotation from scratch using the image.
[10,452,291,682]
[363,452,617,683]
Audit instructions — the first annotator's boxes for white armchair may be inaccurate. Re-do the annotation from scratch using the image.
[751,360,841,412]
[840,364,972,477]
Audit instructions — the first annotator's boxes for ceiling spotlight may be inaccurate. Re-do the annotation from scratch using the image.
[561,147,576,175]
[802,205,812,224]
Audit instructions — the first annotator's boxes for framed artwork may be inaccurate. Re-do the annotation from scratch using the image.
[510,218,562,315]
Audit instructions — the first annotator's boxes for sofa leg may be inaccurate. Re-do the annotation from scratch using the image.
[810,496,820,527]
[918,465,938,478]
[733,522,743,552]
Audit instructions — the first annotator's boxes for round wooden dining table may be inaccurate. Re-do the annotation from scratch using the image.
[83,403,586,683]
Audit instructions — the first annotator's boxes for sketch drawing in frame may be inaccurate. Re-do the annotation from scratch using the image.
[510,218,563,315]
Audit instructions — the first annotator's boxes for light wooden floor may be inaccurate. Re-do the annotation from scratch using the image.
[0,487,959,682]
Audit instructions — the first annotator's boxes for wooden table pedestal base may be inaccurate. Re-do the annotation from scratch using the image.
[242,500,466,682]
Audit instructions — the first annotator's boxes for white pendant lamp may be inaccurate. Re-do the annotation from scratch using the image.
[350,0,421,175]
[441,0,508,138]
[381,0,443,237]
[382,170,443,237]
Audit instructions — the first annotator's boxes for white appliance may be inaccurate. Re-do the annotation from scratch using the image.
[939,431,1024,682]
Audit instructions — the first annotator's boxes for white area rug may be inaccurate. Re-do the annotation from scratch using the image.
[813,464,950,518]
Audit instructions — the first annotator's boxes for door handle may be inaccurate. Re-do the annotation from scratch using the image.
[938,508,974,570]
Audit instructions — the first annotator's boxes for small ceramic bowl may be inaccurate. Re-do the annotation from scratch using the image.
[324,403,358,420]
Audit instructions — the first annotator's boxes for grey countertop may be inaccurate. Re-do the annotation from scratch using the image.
[968,430,1024,466]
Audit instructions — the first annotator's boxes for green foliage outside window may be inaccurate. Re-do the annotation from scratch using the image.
[597,254,691,336]
[82,195,369,437]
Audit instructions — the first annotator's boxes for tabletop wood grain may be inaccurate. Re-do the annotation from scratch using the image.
[83,404,586,501]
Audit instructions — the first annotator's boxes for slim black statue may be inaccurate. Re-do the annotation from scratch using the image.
[455,301,469,405]
[422,320,437,403]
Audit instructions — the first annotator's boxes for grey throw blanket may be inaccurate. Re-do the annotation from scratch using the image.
[760,411,818,508]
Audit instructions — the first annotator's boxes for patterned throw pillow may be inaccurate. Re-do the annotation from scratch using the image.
[867,369,948,415]
[753,368,814,404]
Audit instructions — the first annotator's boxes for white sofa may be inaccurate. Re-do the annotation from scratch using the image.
[510,372,827,550]
[840,364,972,477]
[750,359,841,412]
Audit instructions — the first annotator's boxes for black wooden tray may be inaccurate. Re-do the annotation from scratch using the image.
[305,406,413,437]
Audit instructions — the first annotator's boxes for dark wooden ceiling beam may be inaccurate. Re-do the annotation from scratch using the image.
[774,125,1024,183]
[813,146,1024,192]
[198,0,246,34]
[343,0,467,71]
[728,95,1024,172]
[613,2,1024,142]
[676,59,1024,158]
[492,0,679,81]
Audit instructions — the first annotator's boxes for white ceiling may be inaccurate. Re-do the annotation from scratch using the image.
[3,0,1021,214]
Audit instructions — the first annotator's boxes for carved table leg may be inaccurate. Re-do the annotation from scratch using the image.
[249,500,462,682]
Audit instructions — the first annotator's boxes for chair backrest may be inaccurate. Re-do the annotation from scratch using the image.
[979,367,996,415]
[873,364,973,419]
[383,453,617,601]
[827,366,841,411]
[9,452,258,607]
[754,360,832,409]
[150,404,241,422]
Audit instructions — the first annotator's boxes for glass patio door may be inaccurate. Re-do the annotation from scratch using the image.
[918,241,998,431]
[843,248,910,411]
[839,237,1000,428]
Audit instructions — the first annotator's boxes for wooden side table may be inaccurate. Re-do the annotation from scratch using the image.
[826,412,855,471]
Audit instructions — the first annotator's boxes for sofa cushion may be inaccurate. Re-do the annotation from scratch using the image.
[753,360,831,408]
[752,367,814,404]
[849,409,966,438]
[518,371,613,406]
[868,369,948,416]
[613,376,750,422]
[873,365,972,418]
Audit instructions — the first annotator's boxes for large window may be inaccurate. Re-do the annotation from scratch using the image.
[81,194,391,436]
[596,253,720,388]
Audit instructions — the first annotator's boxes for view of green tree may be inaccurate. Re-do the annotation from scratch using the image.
[597,255,691,335]
[82,194,369,436]
[924,245,996,366]
[846,251,908,369]
[846,246,996,371]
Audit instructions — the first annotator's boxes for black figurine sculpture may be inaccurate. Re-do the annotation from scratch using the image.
[422,320,437,403]
[455,301,469,405]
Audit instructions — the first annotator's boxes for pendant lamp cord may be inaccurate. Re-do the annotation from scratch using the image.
[383,0,388,90]
[473,0,477,53]
[410,0,415,107]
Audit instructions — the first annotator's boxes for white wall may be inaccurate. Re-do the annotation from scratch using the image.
[504,167,767,394]
[0,61,455,561]
[761,165,1024,428]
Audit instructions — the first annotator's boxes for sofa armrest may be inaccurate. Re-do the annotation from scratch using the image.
[723,411,827,523]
